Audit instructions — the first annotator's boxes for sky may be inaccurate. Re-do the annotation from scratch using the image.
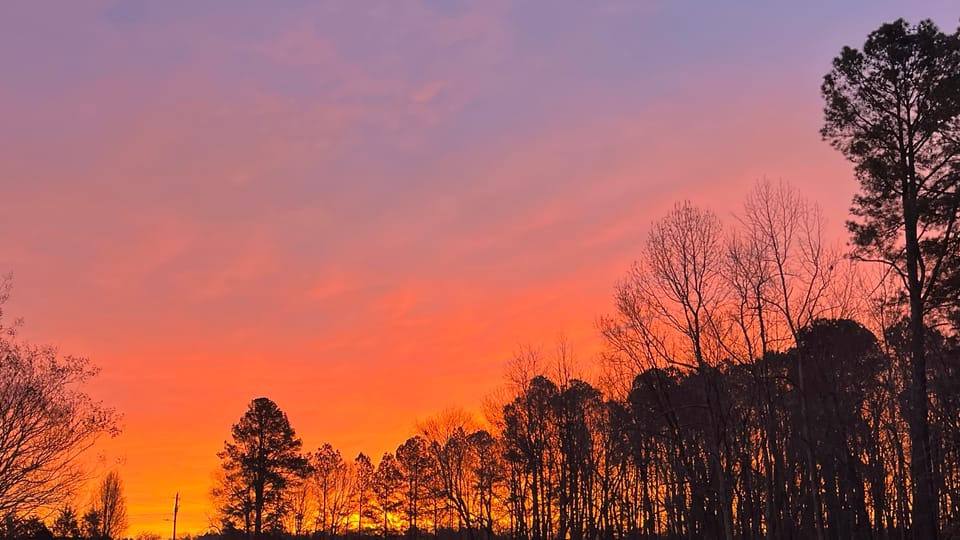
[1,1,957,535]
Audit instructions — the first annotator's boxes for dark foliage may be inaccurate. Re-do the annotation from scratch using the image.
[822,18,960,539]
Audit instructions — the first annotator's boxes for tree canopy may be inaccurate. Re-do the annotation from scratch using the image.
[215,397,309,538]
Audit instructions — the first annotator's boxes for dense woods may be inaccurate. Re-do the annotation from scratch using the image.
[0,15,957,540]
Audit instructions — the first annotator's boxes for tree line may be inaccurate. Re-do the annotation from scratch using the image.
[210,19,960,540]
[209,189,957,540]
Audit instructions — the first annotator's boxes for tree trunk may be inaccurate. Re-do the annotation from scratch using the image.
[904,189,938,540]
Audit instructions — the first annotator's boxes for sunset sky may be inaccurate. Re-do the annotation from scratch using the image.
[1,1,957,535]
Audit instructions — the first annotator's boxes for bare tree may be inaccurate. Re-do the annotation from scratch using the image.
[354,452,375,536]
[286,474,312,536]
[89,471,128,540]
[726,179,841,540]
[373,452,403,537]
[602,202,734,540]
[310,443,354,537]
[0,277,120,517]
[420,409,485,540]
[396,435,436,538]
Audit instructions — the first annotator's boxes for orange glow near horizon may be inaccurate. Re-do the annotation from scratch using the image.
[2,2,958,536]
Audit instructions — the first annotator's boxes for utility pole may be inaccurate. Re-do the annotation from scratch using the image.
[172,492,179,540]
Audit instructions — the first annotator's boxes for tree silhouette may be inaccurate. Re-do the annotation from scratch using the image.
[822,18,960,539]
[354,452,375,536]
[88,471,128,540]
[0,278,119,518]
[309,443,353,537]
[373,452,403,537]
[81,508,100,540]
[286,470,311,536]
[0,514,52,540]
[609,201,735,540]
[502,376,558,540]
[216,397,308,538]
[51,505,81,539]
[396,435,436,538]
[792,320,883,539]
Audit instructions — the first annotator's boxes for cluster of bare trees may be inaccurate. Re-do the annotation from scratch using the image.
[48,471,129,540]
[213,398,505,540]
[588,188,958,540]
[489,182,958,540]
[302,421,504,540]
[212,174,959,540]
